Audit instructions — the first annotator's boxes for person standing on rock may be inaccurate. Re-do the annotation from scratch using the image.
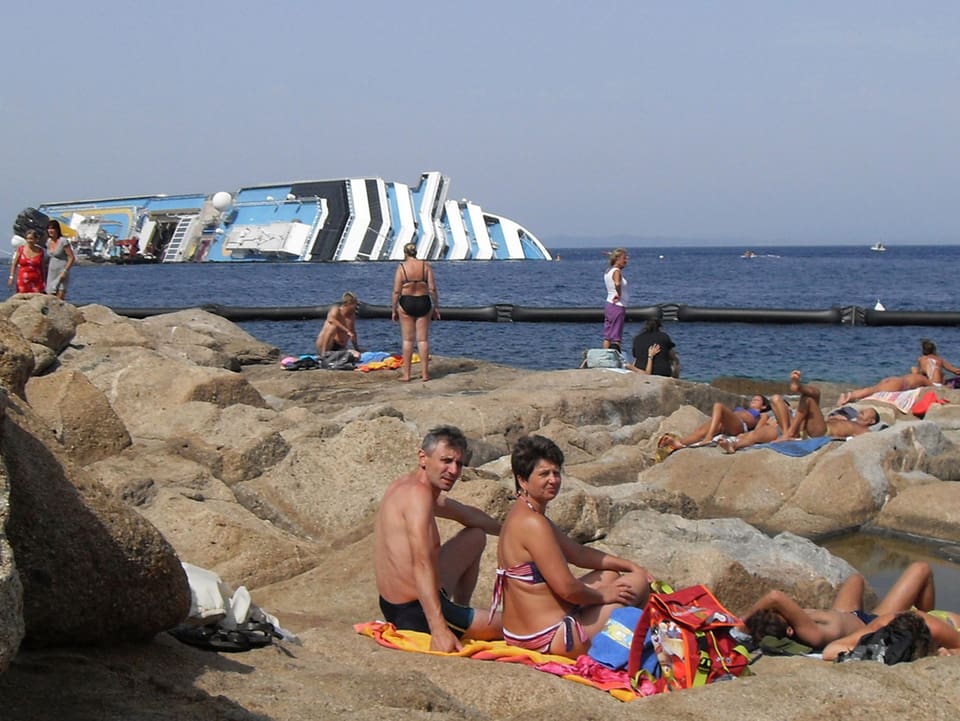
[602,248,628,351]
[374,426,502,652]
[391,242,440,382]
[45,220,76,300]
[8,229,46,294]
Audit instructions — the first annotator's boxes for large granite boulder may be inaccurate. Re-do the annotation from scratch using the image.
[119,400,291,484]
[0,320,35,398]
[2,394,190,647]
[139,308,280,367]
[73,305,280,369]
[61,346,267,437]
[0,408,24,674]
[135,485,326,590]
[25,370,131,465]
[925,401,960,430]
[383,369,749,461]
[0,295,82,356]
[237,415,425,542]
[871,480,960,541]
[73,304,155,348]
[631,418,959,537]
[602,509,861,614]
[85,437,325,590]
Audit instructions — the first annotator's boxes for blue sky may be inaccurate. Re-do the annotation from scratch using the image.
[3,1,958,251]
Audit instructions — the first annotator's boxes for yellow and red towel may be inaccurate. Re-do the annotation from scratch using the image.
[354,621,641,701]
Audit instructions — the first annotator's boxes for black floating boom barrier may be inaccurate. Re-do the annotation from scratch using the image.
[108,302,960,327]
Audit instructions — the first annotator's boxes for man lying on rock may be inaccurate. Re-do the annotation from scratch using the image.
[374,425,503,652]
[717,370,879,453]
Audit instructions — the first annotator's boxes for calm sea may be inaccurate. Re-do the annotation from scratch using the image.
[50,244,960,387]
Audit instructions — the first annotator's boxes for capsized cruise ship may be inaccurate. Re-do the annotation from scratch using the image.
[15,171,552,262]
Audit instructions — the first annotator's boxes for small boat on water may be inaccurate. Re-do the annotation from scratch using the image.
[12,170,552,263]
[870,242,887,252]
[741,250,758,258]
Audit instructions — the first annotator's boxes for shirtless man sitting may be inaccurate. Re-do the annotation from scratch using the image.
[718,371,879,453]
[742,561,941,652]
[838,371,931,405]
[316,291,362,354]
[374,425,503,652]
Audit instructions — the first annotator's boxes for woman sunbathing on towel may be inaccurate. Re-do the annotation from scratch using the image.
[491,435,652,659]
[659,394,771,450]
[838,371,931,405]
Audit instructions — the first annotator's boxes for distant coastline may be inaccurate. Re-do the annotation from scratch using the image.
[546,237,959,249]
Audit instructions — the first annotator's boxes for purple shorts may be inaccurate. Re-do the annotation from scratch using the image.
[603,302,625,346]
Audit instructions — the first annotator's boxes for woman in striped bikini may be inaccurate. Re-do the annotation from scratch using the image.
[489,435,653,658]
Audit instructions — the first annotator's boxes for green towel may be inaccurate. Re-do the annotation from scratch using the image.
[760,635,813,656]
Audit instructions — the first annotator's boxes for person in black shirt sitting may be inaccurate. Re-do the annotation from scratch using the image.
[631,319,679,378]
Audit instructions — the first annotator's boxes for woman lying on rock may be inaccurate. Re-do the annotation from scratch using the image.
[838,370,931,406]
[489,434,653,658]
[658,394,771,451]
[743,561,955,654]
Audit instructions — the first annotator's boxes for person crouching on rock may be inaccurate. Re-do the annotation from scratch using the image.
[316,291,362,355]
[374,426,502,652]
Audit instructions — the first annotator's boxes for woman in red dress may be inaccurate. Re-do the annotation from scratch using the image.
[8,229,47,294]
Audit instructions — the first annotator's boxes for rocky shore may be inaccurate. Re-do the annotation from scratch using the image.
[1,294,960,720]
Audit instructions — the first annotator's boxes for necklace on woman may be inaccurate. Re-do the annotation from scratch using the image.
[520,492,540,514]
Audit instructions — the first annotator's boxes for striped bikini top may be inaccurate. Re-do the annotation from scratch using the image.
[488,561,546,623]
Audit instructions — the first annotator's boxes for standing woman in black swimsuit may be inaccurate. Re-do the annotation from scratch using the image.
[392,242,440,382]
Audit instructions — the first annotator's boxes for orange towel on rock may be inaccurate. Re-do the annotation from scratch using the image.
[354,620,640,701]
[357,353,420,373]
